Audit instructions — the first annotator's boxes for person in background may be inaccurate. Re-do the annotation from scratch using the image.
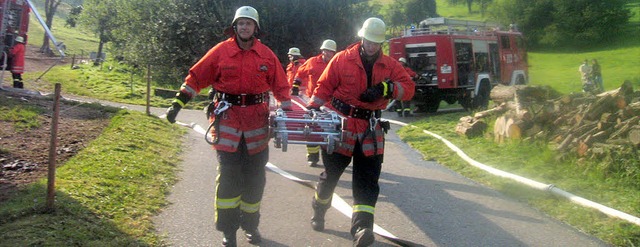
[286,47,306,89]
[306,17,414,246]
[164,6,292,247]
[397,57,417,117]
[9,36,26,89]
[591,59,603,92]
[293,39,338,167]
[578,59,592,87]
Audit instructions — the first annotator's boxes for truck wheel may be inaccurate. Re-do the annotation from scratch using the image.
[473,82,491,109]
[516,75,526,85]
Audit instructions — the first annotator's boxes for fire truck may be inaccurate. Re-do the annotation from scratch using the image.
[0,0,64,84]
[0,0,30,73]
[389,17,528,112]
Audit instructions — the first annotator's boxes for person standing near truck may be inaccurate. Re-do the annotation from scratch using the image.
[9,36,26,89]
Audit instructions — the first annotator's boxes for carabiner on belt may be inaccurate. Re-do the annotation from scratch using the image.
[213,100,232,116]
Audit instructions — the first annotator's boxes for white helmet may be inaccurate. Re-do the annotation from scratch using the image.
[320,39,337,52]
[15,36,24,43]
[358,17,386,43]
[232,6,259,29]
[399,57,407,64]
[288,47,301,56]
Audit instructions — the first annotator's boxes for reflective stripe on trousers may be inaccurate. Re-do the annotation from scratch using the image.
[215,137,269,233]
[316,141,383,236]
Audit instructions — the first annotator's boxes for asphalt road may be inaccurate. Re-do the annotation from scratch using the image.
[144,105,607,247]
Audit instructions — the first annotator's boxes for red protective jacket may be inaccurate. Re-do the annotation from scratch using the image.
[295,54,329,97]
[9,43,25,74]
[404,66,417,79]
[286,58,305,86]
[310,42,415,156]
[180,37,291,154]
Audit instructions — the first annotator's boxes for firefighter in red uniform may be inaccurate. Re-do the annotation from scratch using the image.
[306,18,414,246]
[286,47,305,89]
[293,39,338,167]
[165,6,292,247]
[10,36,26,89]
[397,57,417,117]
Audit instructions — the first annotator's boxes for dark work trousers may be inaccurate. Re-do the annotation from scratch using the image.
[316,140,383,236]
[215,137,268,234]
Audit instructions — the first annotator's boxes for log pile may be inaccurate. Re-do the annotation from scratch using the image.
[455,81,640,158]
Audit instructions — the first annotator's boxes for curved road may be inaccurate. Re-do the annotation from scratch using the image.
[139,105,606,246]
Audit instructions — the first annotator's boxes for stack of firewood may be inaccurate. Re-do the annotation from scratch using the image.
[455,81,640,158]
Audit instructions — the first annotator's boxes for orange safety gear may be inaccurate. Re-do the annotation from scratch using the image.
[178,36,291,154]
[403,66,417,78]
[286,57,306,86]
[309,42,414,157]
[295,54,330,97]
[9,42,25,74]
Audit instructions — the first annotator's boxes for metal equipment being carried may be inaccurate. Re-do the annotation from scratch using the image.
[270,98,344,154]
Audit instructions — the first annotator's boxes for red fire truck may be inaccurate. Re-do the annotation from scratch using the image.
[389,17,528,112]
[0,0,30,72]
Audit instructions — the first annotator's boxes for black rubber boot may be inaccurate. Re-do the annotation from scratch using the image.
[13,81,23,89]
[307,152,320,167]
[222,231,237,247]
[353,227,375,247]
[244,229,262,244]
[311,199,329,231]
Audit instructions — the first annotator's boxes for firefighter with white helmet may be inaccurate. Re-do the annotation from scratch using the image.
[9,36,26,88]
[306,17,414,246]
[165,5,291,247]
[293,39,339,167]
[287,47,306,93]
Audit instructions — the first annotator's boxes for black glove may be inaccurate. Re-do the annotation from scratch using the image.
[359,80,394,102]
[166,102,182,123]
[291,86,299,96]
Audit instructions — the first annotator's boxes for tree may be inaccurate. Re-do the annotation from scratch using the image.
[382,0,437,36]
[40,0,62,56]
[490,0,631,49]
[447,0,492,16]
[79,0,121,65]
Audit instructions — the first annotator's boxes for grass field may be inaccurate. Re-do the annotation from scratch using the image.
[7,1,640,246]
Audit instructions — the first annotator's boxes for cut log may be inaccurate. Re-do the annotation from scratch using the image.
[490,84,521,103]
[473,103,507,119]
[455,116,487,138]
[628,126,640,146]
[505,118,522,139]
[494,116,507,143]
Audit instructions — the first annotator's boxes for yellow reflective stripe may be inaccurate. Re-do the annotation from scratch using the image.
[173,99,186,107]
[382,81,390,97]
[353,205,375,214]
[216,195,241,209]
[306,145,320,153]
[315,192,331,205]
[180,84,197,96]
[240,200,261,213]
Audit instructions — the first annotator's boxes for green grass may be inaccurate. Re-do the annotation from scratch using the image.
[0,110,185,246]
[0,104,43,131]
[26,3,99,56]
[397,112,640,246]
[528,45,640,94]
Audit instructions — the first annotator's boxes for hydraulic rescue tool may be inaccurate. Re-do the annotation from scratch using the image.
[270,106,343,154]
